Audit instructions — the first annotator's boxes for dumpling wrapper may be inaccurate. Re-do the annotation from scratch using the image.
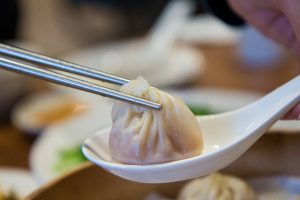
[109,77,203,165]
[178,173,257,200]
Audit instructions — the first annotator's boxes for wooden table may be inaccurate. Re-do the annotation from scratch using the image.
[0,43,298,174]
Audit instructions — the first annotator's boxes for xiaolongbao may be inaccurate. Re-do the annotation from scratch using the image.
[109,77,203,165]
[178,173,257,200]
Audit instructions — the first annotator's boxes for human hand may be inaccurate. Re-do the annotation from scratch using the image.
[282,104,300,120]
[228,0,300,120]
[228,0,300,58]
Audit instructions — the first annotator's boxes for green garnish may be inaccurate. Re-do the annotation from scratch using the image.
[5,191,18,200]
[187,104,216,115]
[53,145,87,173]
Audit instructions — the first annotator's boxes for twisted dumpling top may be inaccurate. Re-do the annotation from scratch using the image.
[109,77,203,165]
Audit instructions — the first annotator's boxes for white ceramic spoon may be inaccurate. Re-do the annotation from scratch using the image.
[82,75,300,183]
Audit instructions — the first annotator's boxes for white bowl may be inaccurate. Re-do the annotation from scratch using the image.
[60,40,204,88]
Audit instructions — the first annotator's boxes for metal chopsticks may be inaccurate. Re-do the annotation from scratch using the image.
[0,43,162,110]
[0,43,129,86]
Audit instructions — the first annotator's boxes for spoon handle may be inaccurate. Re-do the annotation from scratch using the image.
[246,75,300,129]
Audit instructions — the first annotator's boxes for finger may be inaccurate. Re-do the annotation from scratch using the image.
[282,103,300,120]
[253,0,280,10]
[278,0,300,41]
[251,0,300,57]
[269,15,294,47]
[260,14,300,57]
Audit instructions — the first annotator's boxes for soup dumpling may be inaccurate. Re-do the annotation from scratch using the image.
[178,173,257,200]
[109,77,203,165]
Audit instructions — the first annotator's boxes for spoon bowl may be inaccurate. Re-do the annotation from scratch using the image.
[82,75,300,183]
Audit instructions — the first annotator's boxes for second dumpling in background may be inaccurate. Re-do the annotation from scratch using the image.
[109,77,203,165]
[178,173,257,200]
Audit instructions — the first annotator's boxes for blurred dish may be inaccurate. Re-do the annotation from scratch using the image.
[61,40,204,87]
[167,87,261,112]
[180,14,241,44]
[145,176,300,200]
[0,70,27,120]
[53,144,87,174]
[0,40,44,120]
[0,168,38,199]
[12,92,87,134]
[248,176,300,200]
[177,173,256,199]
[167,87,300,133]
[270,121,300,133]
[30,98,112,183]
[26,163,300,200]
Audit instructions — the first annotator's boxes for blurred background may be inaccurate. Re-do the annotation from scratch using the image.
[0,0,300,199]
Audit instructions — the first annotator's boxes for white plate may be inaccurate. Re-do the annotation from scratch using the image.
[12,91,88,134]
[167,87,261,112]
[167,87,300,133]
[180,14,241,44]
[60,40,204,87]
[0,40,42,114]
[30,97,113,183]
[0,168,39,199]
